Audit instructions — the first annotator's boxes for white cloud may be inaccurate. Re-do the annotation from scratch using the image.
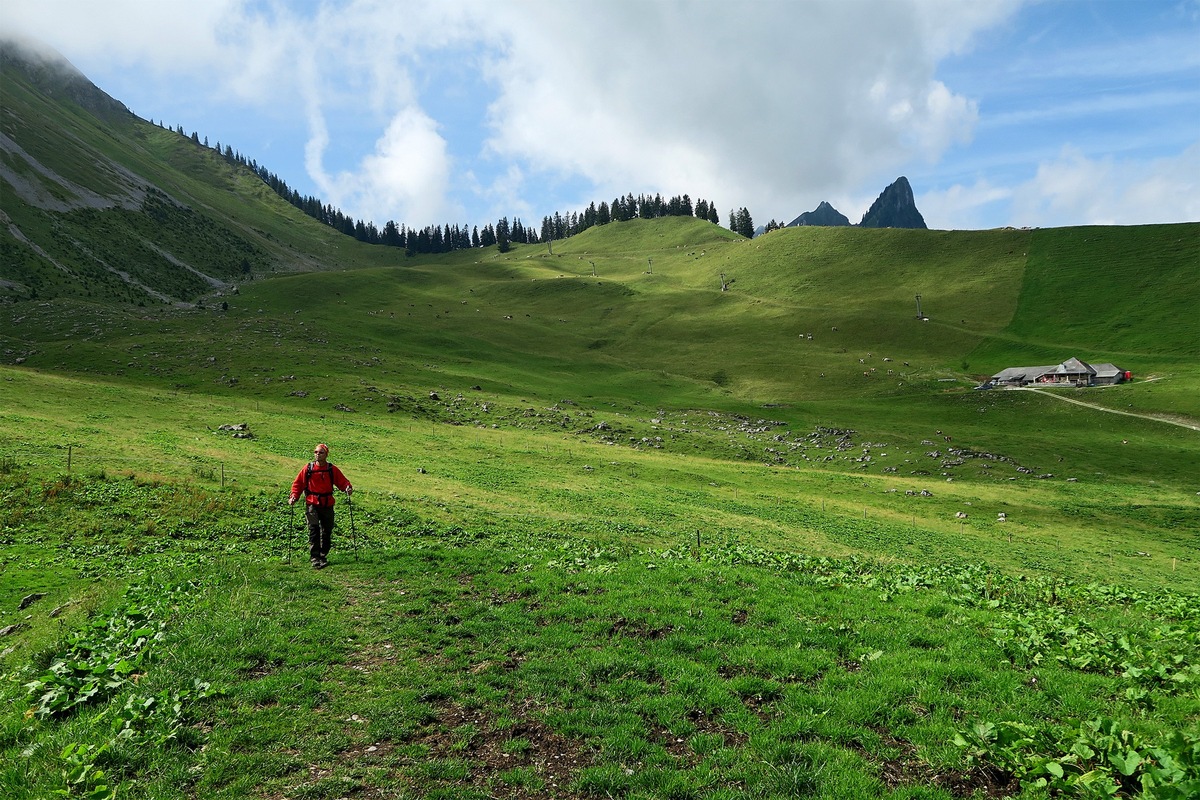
[876,79,979,161]
[478,0,1006,222]
[1010,143,1200,228]
[1,0,1015,225]
[12,0,1194,231]
[311,107,456,225]
[357,108,456,223]
[918,179,1012,230]
[1,0,243,69]
[912,0,1026,58]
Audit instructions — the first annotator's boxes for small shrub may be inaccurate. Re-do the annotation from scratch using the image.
[42,474,73,499]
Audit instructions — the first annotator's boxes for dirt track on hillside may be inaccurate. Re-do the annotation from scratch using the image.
[1019,387,1200,431]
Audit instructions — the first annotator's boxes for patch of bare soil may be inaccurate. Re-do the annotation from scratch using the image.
[684,707,749,748]
[607,615,674,639]
[412,699,594,799]
[852,726,1019,799]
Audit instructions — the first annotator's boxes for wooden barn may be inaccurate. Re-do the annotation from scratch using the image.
[991,357,1129,388]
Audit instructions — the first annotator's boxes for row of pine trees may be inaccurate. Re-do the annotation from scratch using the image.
[172,123,755,253]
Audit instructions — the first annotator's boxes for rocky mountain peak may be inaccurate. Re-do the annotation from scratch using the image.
[857,176,927,229]
[784,177,927,230]
[788,201,850,228]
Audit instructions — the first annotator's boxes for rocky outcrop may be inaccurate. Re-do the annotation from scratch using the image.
[788,201,850,227]
[857,176,927,229]
[785,177,928,230]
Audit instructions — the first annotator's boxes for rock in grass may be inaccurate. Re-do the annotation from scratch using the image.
[17,592,45,610]
[50,602,75,618]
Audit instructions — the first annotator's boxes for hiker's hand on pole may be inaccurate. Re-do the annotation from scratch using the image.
[288,496,297,506]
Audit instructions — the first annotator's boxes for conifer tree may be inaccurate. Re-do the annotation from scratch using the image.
[734,207,754,238]
[496,217,511,253]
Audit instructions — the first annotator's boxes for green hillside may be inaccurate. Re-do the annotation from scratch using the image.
[3,214,1197,557]
[981,224,1200,361]
[1,36,1198,800]
[0,41,402,306]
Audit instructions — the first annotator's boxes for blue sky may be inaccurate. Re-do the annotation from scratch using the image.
[3,0,1198,232]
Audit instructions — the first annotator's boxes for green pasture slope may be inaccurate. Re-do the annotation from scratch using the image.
[0,49,402,307]
[4,36,1198,797]
[2,212,1198,798]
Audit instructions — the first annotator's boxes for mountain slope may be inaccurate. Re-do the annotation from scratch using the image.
[2,36,1197,425]
[0,36,398,305]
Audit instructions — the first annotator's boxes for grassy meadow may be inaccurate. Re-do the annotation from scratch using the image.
[1,217,1198,798]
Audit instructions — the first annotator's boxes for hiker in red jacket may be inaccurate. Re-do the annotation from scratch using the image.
[288,443,352,569]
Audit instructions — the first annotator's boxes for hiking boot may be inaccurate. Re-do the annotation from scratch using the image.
[312,558,325,569]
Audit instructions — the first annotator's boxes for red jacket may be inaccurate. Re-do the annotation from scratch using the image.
[290,462,351,507]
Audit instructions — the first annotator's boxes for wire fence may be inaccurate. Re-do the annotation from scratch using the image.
[6,440,293,494]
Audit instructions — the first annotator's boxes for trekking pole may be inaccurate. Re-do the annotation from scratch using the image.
[289,498,305,563]
[286,500,295,562]
[346,494,359,561]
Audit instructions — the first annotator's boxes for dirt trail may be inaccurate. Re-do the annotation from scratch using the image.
[1019,387,1200,431]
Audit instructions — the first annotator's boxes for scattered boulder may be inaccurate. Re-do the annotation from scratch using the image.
[50,602,75,618]
[217,423,255,439]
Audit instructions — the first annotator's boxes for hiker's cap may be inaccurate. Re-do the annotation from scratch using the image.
[314,443,329,454]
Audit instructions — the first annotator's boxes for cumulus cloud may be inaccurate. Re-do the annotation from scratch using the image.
[5,0,1194,230]
[341,107,456,224]
[918,179,1012,230]
[1010,143,1200,228]
[1,0,1007,225]
[481,0,995,221]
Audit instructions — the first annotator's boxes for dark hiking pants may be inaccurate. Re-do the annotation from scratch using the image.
[305,504,335,561]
